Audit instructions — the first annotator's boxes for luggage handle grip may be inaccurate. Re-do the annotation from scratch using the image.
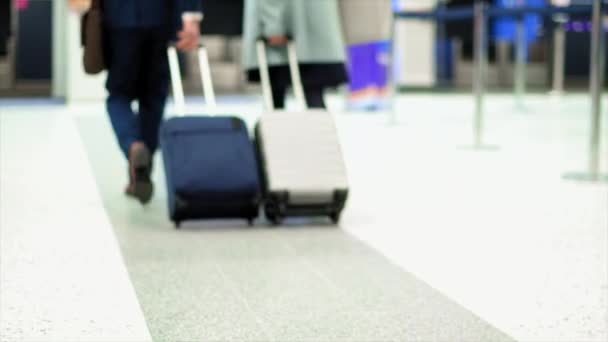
[167,42,217,117]
[256,37,307,112]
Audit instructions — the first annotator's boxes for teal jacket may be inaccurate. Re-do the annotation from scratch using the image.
[242,0,346,70]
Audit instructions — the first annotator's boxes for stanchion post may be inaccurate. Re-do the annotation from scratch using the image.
[551,15,567,94]
[514,14,527,108]
[473,1,487,147]
[389,16,398,126]
[497,41,510,88]
[564,0,607,181]
[588,0,605,180]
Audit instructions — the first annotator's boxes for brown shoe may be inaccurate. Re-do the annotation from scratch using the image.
[125,142,153,204]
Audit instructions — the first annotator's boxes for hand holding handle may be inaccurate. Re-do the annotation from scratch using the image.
[267,36,289,46]
[176,18,201,52]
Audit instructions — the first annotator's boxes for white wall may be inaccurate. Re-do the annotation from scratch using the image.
[53,1,106,103]
[393,0,437,87]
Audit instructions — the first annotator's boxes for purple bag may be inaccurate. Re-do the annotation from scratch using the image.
[347,40,390,111]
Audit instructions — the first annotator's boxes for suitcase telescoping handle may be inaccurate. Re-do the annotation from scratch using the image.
[167,43,217,117]
[256,37,307,111]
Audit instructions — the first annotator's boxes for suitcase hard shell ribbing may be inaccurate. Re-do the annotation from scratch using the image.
[255,40,349,225]
[161,45,261,228]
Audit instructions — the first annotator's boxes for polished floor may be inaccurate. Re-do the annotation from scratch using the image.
[1,93,607,341]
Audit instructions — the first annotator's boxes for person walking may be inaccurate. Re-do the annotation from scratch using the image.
[242,0,348,109]
[102,0,202,204]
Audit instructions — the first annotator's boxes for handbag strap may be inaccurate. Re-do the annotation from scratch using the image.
[91,0,102,10]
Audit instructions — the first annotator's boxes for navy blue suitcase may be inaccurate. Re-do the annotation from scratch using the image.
[161,46,260,228]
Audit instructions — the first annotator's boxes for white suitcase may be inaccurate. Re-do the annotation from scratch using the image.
[255,39,349,225]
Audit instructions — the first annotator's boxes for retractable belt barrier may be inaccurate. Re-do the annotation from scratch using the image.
[391,1,606,180]
[394,4,606,20]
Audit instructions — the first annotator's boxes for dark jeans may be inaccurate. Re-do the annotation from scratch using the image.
[271,85,326,109]
[105,28,169,158]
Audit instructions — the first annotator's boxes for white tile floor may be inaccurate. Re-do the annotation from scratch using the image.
[0,108,152,341]
[333,94,608,342]
[1,93,607,341]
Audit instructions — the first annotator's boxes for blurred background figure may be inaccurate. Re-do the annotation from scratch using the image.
[339,0,392,110]
[339,0,392,45]
[242,0,348,109]
[200,0,244,36]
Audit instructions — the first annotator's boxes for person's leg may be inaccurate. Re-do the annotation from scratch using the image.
[303,85,326,109]
[105,29,142,158]
[106,29,153,203]
[271,84,287,109]
[137,28,169,156]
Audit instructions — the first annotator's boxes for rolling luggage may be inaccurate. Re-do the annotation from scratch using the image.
[161,44,261,228]
[255,39,349,225]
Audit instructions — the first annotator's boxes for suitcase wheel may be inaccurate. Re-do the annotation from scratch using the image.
[265,211,283,226]
[247,218,255,227]
[271,216,284,226]
[174,221,181,229]
[330,212,341,225]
